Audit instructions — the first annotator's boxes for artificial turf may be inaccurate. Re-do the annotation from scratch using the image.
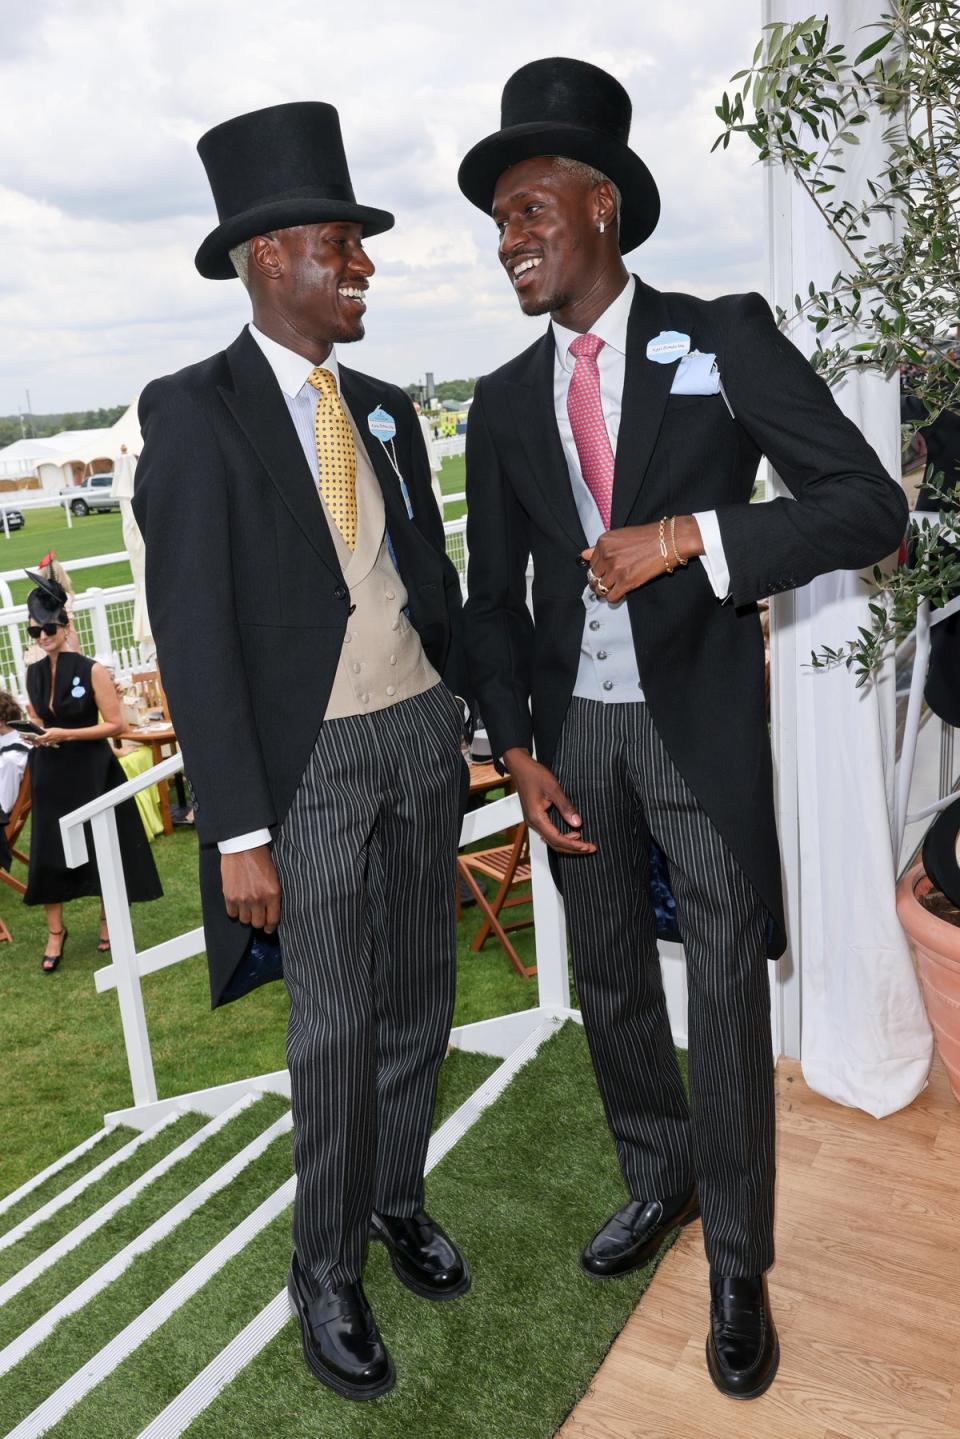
[0,1125,137,1241]
[38,1024,685,1439]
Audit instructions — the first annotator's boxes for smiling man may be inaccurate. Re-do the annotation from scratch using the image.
[133,102,470,1401]
[458,59,908,1400]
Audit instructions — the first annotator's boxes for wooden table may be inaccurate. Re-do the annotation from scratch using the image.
[115,723,179,835]
[466,758,512,798]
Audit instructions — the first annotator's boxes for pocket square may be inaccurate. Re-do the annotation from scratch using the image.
[669,350,720,395]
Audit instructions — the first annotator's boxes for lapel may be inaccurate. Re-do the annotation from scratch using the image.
[218,330,342,581]
[338,367,422,550]
[610,279,677,528]
[505,333,588,553]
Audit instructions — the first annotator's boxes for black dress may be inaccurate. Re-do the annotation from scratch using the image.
[24,652,163,906]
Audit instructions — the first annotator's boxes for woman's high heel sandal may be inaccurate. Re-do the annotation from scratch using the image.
[41,927,68,973]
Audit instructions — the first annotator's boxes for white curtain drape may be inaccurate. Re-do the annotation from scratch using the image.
[764,0,932,1115]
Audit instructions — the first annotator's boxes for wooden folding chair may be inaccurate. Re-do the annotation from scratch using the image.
[128,670,171,721]
[0,767,31,898]
[457,822,535,979]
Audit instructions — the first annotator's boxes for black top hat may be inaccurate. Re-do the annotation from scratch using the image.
[194,102,395,280]
[24,569,68,625]
[922,795,960,910]
[458,58,660,254]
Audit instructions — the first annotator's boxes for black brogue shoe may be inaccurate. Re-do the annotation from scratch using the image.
[706,1272,780,1400]
[370,1208,471,1300]
[287,1253,394,1400]
[580,1188,700,1279]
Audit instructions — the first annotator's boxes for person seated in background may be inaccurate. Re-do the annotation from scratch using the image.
[22,570,162,972]
[0,690,31,872]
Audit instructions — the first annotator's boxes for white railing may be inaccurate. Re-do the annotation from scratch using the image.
[0,584,147,697]
[0,551,131,609]
[433,435,466,460]
[59,749,579,1118]
[0,490,81,537]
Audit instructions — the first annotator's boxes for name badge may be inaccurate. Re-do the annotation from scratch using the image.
[367,406,397,442]
[646,331,691,364]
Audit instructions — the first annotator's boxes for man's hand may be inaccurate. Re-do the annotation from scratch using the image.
[221,845,281,932]
[583,516,704,604]
[503,747,597,856]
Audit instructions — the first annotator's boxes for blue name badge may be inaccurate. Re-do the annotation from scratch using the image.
[367,406,397,442]
[646,330,691,364]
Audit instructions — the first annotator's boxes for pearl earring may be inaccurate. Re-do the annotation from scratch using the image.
[598,221,605,234]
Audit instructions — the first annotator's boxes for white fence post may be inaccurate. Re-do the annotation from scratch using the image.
[89,808,158,1107]
[529,833,570,1011]
[85,589,112,656]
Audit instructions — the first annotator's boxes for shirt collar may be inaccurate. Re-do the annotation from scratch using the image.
[247,323,341,399]
[552,273,636,371]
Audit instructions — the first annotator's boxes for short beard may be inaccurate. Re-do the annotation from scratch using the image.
[518,288,568,318]
[329,317,365,344]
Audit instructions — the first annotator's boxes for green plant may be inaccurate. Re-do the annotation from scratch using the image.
[714,4,960,681]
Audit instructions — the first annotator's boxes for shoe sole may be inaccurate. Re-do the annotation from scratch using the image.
[705,1333,780,1400]
[372,1231,472,1302]
[287,1276,396,1400]
[578,1203,701,1281]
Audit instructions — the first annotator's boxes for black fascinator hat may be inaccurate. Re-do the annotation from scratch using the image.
[25,569,68,625]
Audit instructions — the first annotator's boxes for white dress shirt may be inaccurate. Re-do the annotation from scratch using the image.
[551,275,730,705]
[218,324,345,855]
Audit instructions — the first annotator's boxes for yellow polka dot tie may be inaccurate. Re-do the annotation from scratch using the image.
[306,367,358,550]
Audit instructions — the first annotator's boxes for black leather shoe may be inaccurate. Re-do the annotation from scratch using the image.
[706,1272,780,1400]
[287,1253,394,1400]
[370,1208,471,1300]
[580,1188,699,1279]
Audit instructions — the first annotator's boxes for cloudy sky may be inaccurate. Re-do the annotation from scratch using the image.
[0,0,767,416]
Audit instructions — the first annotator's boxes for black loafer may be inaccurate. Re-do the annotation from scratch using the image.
[287,1253,394,1400]
[370,1208,471,1300]
[706,1272,780,1400]
[580,1188,700,1279]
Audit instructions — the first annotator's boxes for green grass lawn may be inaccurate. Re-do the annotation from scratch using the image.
[0,506,131,602]
[439,453,467,521]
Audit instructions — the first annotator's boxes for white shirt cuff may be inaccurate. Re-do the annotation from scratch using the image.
[217,829,272,854]
[693,510,731,601]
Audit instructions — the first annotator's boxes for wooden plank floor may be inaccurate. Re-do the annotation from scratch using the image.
[561,1056,960,1439]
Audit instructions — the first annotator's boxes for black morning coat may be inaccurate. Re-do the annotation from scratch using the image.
[462,279,910,958]
[133,328,468,1006]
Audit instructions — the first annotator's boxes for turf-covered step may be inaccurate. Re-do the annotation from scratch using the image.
[0,1094,290,1367]
[11,1029,684,1439]
[0,1126,138,1241]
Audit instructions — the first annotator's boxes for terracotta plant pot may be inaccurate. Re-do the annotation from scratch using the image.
[896,863,960,1103]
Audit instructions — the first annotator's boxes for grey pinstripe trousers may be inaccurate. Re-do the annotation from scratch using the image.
[554,699,775,1276]
[272,683,464,1289]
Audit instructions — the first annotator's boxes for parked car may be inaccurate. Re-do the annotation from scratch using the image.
[61,473,118,516]
[0,508,25,531]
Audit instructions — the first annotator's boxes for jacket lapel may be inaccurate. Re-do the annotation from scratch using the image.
[218,330,342,580]
[506,333,588,553]
[339,368,430,552]
[610,280,677,529]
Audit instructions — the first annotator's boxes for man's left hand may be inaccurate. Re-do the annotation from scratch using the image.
[583,516,704,604]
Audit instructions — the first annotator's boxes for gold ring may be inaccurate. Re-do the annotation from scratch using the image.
[587,568,598,585]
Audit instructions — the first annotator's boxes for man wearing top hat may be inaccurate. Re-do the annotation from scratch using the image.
[459,58,907,1399]
[133,101,470,1401]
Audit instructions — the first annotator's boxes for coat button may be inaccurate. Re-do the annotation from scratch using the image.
[589,620,600,631]
[343,633,352,644]
[602,680,614,691]
[361,692,370,704]
[597,650,608,660]
[386,685,396,697]
[352,663,361,674]
[334,585,347,601]
[389,654,397,665]
[385,589,396,601]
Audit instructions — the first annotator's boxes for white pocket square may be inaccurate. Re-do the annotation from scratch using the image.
[669,350,735,417]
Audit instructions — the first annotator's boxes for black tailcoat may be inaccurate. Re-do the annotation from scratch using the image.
[134,329,467,1005]
[463,280,908,956]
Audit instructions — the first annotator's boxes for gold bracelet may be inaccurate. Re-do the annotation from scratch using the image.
[670,515,688,569]
[658,516,674,574]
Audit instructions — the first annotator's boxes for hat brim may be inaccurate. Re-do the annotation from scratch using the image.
[195,197,396,280]
[922,795,960,910]
[457,122,660,254]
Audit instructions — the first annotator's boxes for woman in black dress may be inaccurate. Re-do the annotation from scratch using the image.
[23,571,162,971]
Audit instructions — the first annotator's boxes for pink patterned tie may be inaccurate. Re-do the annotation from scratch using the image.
[567,333,614,530]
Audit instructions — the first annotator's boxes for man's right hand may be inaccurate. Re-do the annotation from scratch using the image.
[221,845,282,932]
[503,748,597,855]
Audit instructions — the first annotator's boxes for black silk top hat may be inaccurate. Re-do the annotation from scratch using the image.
[922,796,960,910]
[457,57,660,254]
[24,570,68,624]
[194,101,395,280]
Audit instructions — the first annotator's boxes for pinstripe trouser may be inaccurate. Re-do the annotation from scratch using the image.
[554,699,775,1277]
[272,682,464,1290]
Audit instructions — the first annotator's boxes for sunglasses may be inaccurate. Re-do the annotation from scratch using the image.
[27,623,64,639]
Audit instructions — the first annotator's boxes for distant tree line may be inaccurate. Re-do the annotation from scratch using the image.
[0,406,127,447]
[404,378,476,405]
